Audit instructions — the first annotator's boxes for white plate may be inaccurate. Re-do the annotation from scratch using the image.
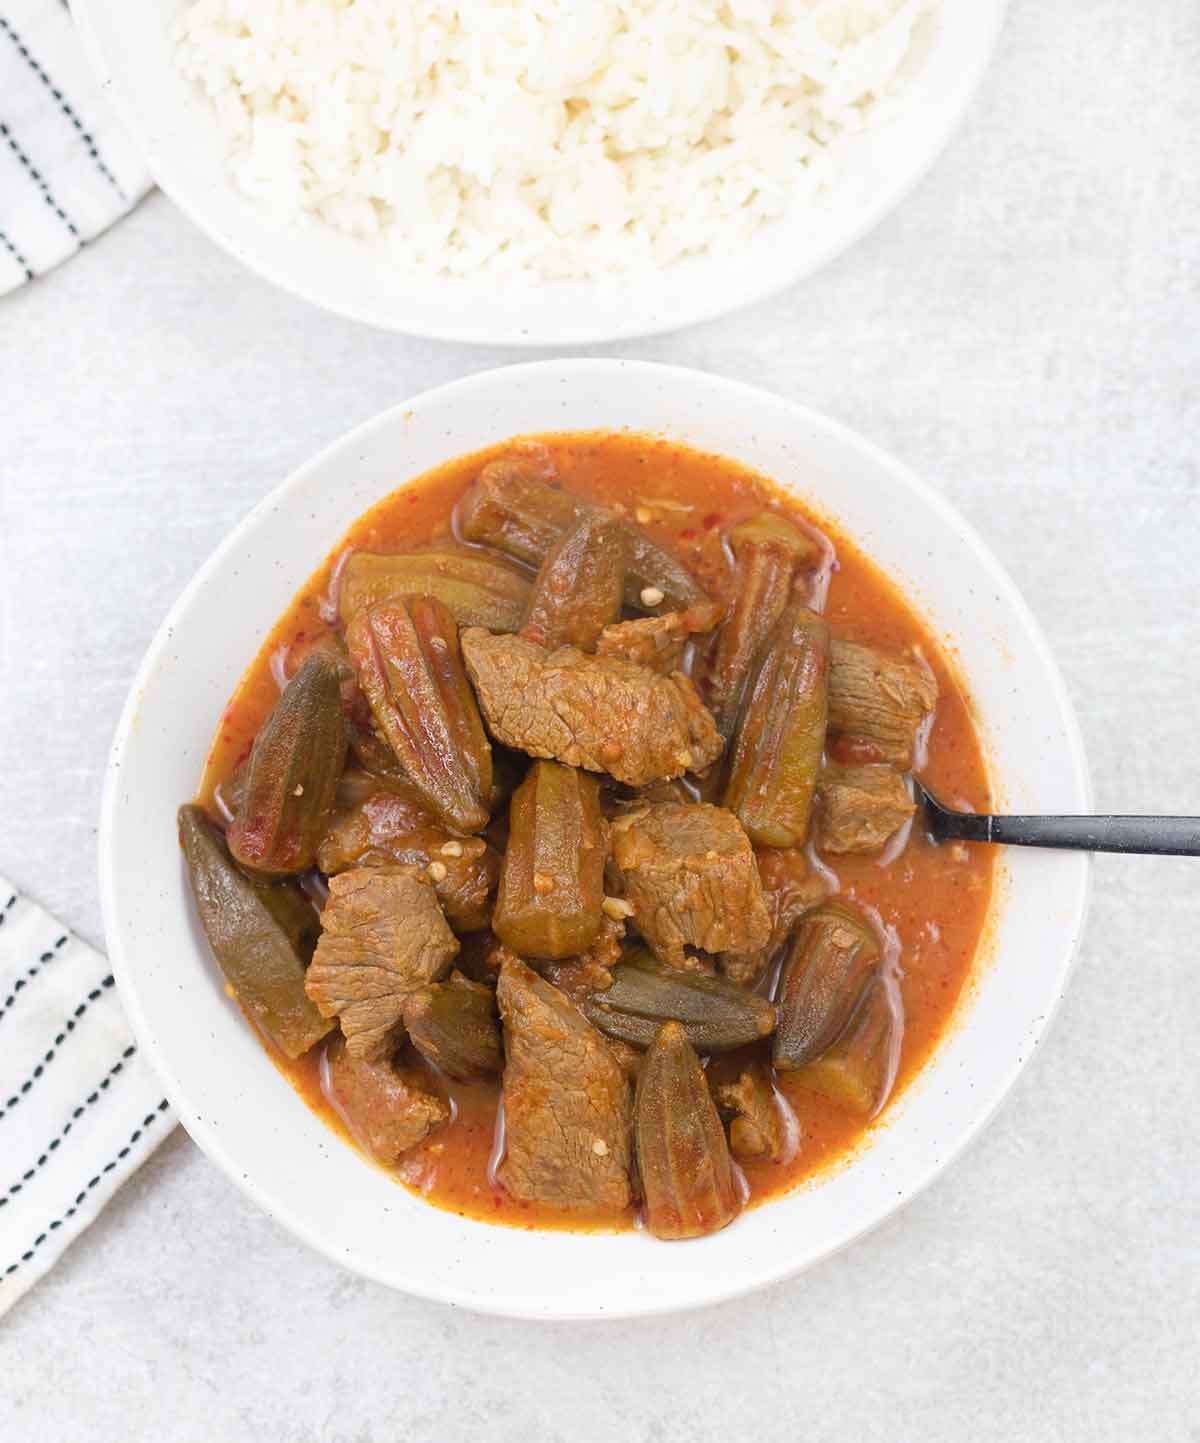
[99,360,1089,1319]
[72,1,1008,345]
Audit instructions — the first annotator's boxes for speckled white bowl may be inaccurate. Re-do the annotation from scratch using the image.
[99,360,1089,1318]
[71,0,1008,344]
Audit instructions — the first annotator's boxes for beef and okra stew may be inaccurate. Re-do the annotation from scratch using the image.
[180,434,994,1241]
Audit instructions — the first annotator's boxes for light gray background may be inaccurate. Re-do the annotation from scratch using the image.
[1,0,1197,1437]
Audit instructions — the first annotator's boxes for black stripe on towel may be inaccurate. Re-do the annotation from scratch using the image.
[0,934,70,1025]
[0,976,116,1121]
[0,18,126,199]
[0,226,32,282]
[0,1047,138,1208]
[1,1100,171,1282]
[0,121,80,240]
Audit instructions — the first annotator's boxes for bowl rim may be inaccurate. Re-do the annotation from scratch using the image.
[70,0,1010,346]
[98,359,1091,1317]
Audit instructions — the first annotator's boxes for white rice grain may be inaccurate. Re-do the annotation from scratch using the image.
[174,0,940,279]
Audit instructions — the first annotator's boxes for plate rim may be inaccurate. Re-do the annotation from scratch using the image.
[98,358,1091,1318]
[70,1,1011,345]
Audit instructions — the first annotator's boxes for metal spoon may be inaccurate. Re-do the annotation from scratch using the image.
[912,779,1200,857]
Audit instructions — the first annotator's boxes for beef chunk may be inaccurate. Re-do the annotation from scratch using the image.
[828,641,938,767]
[816,764,915,855]
[609,803,770,967]
[539,912,627,999]
[710,1060,789,1164]
[322,1036,448,1167]
[595,601,722,675]
[598,776,694,824]
[402,972,502,1079]
[317,791,500,932]
[334,766,435,816]
[305,867,458,1060]
[624,778,696,808]
[496,955,633,1212]
[719,846,833,984]
[461,629,722,787]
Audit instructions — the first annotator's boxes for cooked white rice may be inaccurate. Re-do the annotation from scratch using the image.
[174,0,939,279]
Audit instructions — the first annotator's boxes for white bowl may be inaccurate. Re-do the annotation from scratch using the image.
[72,0,1008,345]
[99,360,1089,1319]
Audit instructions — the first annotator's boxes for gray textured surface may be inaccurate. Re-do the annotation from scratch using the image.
[1,0,1198,1437]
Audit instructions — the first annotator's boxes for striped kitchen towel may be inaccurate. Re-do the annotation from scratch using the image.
[0,874,174,1319]
[0,0,151,294]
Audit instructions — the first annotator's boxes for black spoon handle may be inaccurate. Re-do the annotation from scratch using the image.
[934,812,1200,856]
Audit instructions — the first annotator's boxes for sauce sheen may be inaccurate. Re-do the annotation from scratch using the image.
[198,432,995,1232]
